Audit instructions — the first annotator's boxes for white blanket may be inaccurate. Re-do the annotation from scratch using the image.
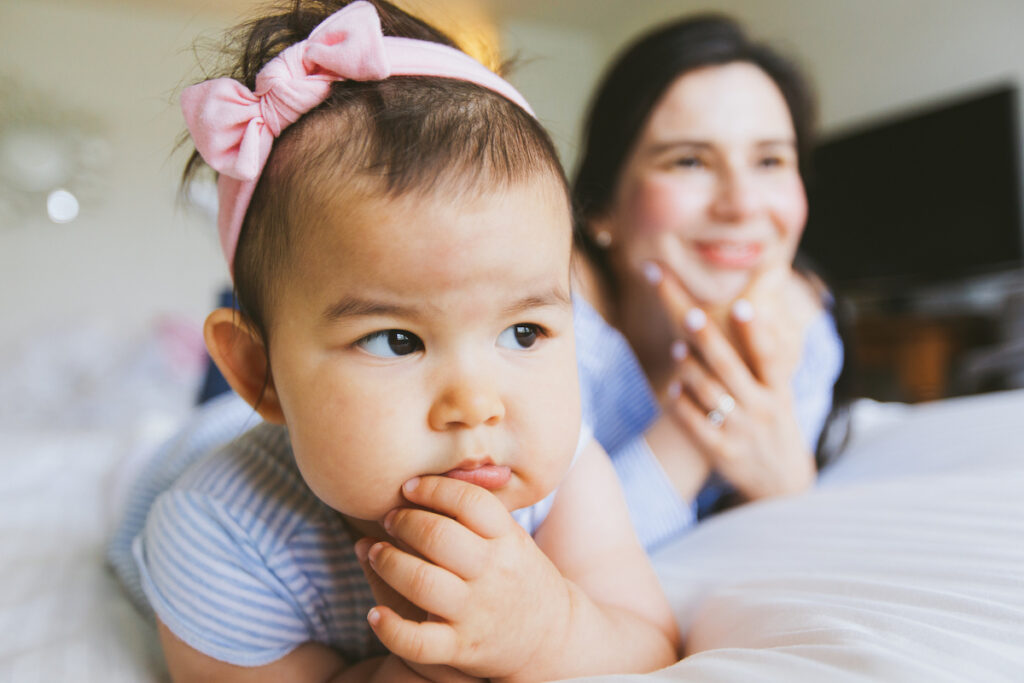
[2,388,1023,681]
[568,390,1024,682]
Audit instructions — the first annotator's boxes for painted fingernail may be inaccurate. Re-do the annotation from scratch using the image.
[367,607,380,626]
[667,381,682,399]
[641,261,662,285]
[685,308,707,332]
[732,298,754,322]
[403,477,420,493]
[671,339,688,361]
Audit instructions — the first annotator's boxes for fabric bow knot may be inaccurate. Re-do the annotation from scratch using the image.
[181,1,389,182]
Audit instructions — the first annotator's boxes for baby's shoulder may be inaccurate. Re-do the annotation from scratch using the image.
[162,423,339,548]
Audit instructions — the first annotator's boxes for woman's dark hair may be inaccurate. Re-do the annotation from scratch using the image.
[182,0,566,347]
[572,14,816,282]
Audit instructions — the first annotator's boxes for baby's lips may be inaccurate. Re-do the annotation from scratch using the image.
[442,464,512,490]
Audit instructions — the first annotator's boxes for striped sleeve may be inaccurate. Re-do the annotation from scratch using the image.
[610,436,697,551]
[133,488,312,666]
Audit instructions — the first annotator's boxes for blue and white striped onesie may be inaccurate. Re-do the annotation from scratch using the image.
[130,421,575,666]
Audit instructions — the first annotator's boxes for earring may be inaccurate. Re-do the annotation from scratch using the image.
[594,229,613,249]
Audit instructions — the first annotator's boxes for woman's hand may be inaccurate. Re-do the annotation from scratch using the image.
[646,261,815,502]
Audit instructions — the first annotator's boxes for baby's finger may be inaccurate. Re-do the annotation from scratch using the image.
[368,606,458,667]
[355,538,424,622]
[367,541,468,620]
[401,475,511,539]
[384,507,486,580]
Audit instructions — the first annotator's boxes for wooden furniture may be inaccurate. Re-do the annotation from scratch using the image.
[851,312,995,403]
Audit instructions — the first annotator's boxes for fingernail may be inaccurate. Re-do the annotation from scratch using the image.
[367,607,380,626]
[667,381,682,399]
[685,308,706,332]
[383,509,396,532]
[641,261,662,285]
[403,477,420,493]
[354,538,370,562]
[671,340,688,361]
[368,542,383,564]
[732,298,754,322]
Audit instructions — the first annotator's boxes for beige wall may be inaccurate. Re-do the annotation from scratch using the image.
[497,0,1024,166]
[3,0,1023,344]
[0,0,233,343]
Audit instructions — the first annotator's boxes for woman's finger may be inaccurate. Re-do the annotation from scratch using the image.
[674,353,734,419]
[366,541,468,620]
[729,299,787,388]
[651,261,760,399]
[645,260,696,331]
[679,307,761,403]
[664,381,727,455]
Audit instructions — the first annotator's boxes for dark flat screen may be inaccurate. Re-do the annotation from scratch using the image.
[800,86,1023,293]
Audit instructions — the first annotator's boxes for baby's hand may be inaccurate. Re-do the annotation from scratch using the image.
[363,475,571,680]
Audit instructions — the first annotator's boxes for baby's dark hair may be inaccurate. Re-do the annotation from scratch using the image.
[182,0,566,346]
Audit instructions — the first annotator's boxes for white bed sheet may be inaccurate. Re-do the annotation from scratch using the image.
[2,389,1023,682]
[563,390,1024,682]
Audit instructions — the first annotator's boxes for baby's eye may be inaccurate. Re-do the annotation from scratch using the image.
[497,323,542,350]
[758,155,784,168]
[356,330,423,357]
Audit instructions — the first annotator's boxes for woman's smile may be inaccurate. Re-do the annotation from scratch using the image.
[694,240,764,269]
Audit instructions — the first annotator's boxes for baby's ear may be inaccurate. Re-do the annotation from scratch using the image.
[203,308,285,424]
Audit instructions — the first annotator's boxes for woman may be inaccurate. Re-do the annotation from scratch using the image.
[572,15,845,550]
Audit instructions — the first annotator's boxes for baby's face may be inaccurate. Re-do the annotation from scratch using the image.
[264,175,579,534]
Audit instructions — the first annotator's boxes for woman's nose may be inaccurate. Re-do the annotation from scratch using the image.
[710,168,759,222]
[428,371,505,431]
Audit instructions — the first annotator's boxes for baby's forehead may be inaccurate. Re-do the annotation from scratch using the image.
[290,173,571,288]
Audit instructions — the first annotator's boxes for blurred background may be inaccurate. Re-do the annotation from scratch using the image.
[3,0,1024,411]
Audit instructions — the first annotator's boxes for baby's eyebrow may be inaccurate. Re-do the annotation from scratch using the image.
[321,296,416,323]
[502,286,571,316]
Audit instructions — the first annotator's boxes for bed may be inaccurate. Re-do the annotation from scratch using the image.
[2,323,1023,682]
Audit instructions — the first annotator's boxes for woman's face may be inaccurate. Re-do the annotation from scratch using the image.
[599,62,807,304]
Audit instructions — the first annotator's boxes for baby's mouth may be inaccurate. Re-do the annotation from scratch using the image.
[442,464,512,490]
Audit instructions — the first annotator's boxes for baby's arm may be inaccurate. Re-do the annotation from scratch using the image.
[157,618,471,683]
[364,440,678,681]
[529,437,680,678]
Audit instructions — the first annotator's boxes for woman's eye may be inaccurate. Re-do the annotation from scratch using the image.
[674,156,704,169]
[356,330,423,357]
[497,323,542,350]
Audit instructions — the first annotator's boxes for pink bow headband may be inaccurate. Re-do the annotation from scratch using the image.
[180,0,534,272]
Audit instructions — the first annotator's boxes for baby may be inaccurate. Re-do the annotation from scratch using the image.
[127,2,677,681]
